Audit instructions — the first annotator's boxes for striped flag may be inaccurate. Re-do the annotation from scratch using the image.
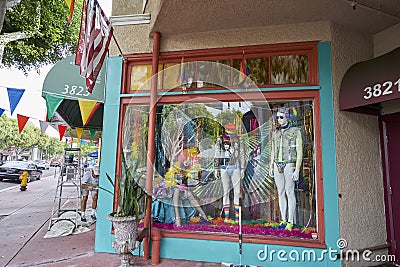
[75,0,113,93]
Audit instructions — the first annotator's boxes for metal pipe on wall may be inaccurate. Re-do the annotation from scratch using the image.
[143,31,160,260]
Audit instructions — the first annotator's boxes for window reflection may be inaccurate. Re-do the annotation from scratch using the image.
[271,55,309,84]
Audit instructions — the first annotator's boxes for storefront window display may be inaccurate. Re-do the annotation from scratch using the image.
[121,98,318,240]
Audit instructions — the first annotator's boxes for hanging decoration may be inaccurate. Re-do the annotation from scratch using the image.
[90,128,96,140]
[85,102,101,126]
[45,93,65,121]
[64,0,76,24]
[17,114,29,133]
[39,121,49,135]
[7,88,25,115]
[75,127,84,143]
[58,125,68,141]
[238,51,250,87]
[78,98,98,125]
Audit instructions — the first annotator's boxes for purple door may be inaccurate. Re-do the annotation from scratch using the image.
[380,112,400,263]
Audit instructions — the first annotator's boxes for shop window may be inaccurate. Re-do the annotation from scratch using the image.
[271,55,309,84]
[121,98,318,241]
[125,45,314,93]
[232,57,269,86]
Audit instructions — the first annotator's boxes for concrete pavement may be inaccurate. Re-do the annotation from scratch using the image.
[0,172,221,267]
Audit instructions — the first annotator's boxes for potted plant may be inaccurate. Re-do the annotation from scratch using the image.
[102,153,148,267]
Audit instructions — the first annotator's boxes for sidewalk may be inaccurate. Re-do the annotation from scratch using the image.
[0,174,221,267]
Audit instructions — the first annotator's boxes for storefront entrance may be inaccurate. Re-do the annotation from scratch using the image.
[380,112,400,263]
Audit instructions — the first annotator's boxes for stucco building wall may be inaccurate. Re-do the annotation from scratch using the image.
[331,23,387,267]
[373,23,400,57]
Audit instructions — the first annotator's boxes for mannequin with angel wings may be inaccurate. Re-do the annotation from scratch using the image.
[269,106,303,226]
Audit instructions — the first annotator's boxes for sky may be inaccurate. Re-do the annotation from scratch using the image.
[0,0,111,138]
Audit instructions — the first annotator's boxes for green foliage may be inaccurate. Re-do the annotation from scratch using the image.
[47,136,66,157]
[0,114,64,158]
[77,142,98,157]
[103,153,147,222]
[1,0,82,72]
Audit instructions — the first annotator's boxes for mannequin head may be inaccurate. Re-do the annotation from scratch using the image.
[275,106,297,128]
[276,110,288,127]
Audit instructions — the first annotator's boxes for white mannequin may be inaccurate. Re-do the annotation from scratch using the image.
[269,107,303,225]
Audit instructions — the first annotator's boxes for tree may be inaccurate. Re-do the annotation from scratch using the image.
[0,0,82,72]
[0,114,65,159]
[47,136,66,158]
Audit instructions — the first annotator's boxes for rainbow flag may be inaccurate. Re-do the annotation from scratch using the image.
[238,53,250,87]
[177,56,186,85]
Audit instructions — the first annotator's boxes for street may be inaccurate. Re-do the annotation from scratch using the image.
[0,167,58,191]
[0,167,97,267]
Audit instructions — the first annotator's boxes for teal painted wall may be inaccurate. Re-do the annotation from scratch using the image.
[95,56,123,253]
[95,43,341,266]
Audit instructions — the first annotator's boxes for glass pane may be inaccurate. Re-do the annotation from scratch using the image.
[121,105,150,214]
[130,64,163,91]
[233,57,269,86]
[196,60,231,88]
[149,100,317,239]
[130,65,152,91]
[122,105,149,174]
[163,63,180,90]
[271,55,309,84]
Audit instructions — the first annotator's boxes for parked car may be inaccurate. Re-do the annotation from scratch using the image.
[0,161,42,182]
[34,160,50,170]
[50,159,61,167]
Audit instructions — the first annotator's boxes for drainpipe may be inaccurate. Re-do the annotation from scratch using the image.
[143,31,160,260]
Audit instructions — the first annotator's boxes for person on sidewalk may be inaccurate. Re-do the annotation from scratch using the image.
[81,165,100,222]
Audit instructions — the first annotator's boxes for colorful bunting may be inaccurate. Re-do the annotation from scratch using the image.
[58,125,68,141]
[7,88,25,115]
[85,102,101,126]
[78,99,97,125]
[90,129,96,140]
[75,127,83,143]
[45,93,65,120]
[0,108,4,117]
[39,121,49,136]
[17,114,29,133]
[238,52,250,87]
[64,0,76,24]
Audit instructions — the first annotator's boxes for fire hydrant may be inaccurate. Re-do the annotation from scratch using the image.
[19,171,28,191]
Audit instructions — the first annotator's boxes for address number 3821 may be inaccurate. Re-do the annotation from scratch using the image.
[363,78,400,100]
[61,85,90,97]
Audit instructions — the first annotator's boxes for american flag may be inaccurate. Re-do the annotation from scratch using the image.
[75,0,113,93]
